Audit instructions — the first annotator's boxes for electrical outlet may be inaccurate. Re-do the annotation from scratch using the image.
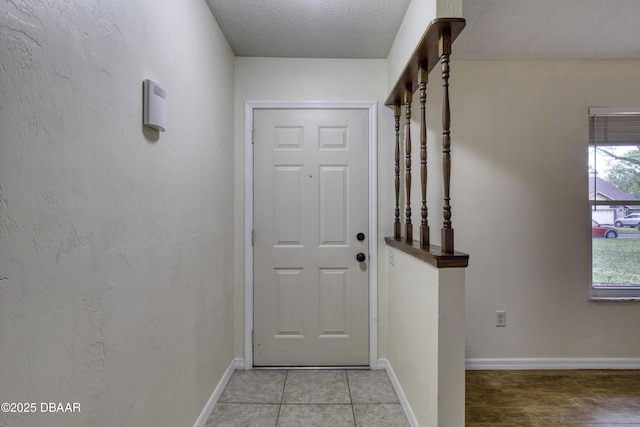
[496,310,506,327]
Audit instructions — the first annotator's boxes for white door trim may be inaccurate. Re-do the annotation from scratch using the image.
[244,100,378,369]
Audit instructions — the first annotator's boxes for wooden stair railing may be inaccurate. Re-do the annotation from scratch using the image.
[394,103,401,240]
[419,63,429,249]
[404,85,413,243]
[385,17,468,268]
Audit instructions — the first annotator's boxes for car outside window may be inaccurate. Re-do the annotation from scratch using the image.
[589,107,640,300]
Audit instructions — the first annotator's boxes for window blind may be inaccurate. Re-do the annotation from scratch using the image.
[589,108,640,146]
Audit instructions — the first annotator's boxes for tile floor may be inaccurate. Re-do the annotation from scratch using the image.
[205,369,410,427]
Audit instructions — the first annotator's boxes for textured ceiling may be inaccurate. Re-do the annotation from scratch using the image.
[455,0,640,60]
[205,0,640,60]
[204,0,412,58]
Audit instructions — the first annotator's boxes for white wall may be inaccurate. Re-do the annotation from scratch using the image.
[233,57,394,359]
[222,4,640,395]
[387,249,465,426]
[386,0,640,363]
[0,1,235,425]
[386,0,462,92]
[450,61,640,361]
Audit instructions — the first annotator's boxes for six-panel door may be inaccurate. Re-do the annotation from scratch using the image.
[253,108,369,366]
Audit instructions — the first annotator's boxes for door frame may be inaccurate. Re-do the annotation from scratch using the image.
[244,100,378,369]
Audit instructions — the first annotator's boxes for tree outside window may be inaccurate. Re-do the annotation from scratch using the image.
[589,108,640,299]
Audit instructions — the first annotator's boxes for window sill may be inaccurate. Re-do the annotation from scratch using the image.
[590,286,640,301]
[590,297,640,302]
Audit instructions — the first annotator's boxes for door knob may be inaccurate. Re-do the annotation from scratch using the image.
[356,232,365,241]
[356,252,366,262]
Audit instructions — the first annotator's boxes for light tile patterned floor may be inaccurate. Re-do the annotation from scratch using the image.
[206,369,410,427]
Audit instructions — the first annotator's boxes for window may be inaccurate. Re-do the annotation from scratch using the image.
[589,107,640,300]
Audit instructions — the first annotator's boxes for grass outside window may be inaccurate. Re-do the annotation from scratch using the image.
[592,237,640,286]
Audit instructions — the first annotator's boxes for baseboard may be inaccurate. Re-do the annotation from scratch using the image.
[466,357,640,370]
[378,359,418,427]
[193,357,244,427]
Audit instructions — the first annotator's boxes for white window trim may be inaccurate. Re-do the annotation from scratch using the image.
[589,106,640,301]
[590,287,640,302]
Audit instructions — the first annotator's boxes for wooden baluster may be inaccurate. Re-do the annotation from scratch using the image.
[404,85,413,243]
[394,103,402,240]
[440,28,454,253]
[419,63,430,249]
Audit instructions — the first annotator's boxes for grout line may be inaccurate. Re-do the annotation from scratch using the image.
[281,370,288,405]
[345,370,357,426]
[274,370,288,425]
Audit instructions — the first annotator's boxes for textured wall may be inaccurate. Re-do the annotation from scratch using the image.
[450,61,640,360]
[0,1,235,426]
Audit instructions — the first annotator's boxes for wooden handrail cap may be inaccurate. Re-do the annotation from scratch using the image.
[386,17,465,106]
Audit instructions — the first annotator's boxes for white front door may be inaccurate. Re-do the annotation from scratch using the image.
[253,108,370,366]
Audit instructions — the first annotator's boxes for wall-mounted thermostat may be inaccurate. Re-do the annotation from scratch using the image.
[143,79,166,132]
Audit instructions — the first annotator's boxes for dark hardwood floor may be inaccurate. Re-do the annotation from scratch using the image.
[466,370,640,426]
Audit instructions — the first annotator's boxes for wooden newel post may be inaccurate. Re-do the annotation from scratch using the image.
[419,62,430,249]
[394,103,401,240]
[440,28,454,253]
[404,84,413,243]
